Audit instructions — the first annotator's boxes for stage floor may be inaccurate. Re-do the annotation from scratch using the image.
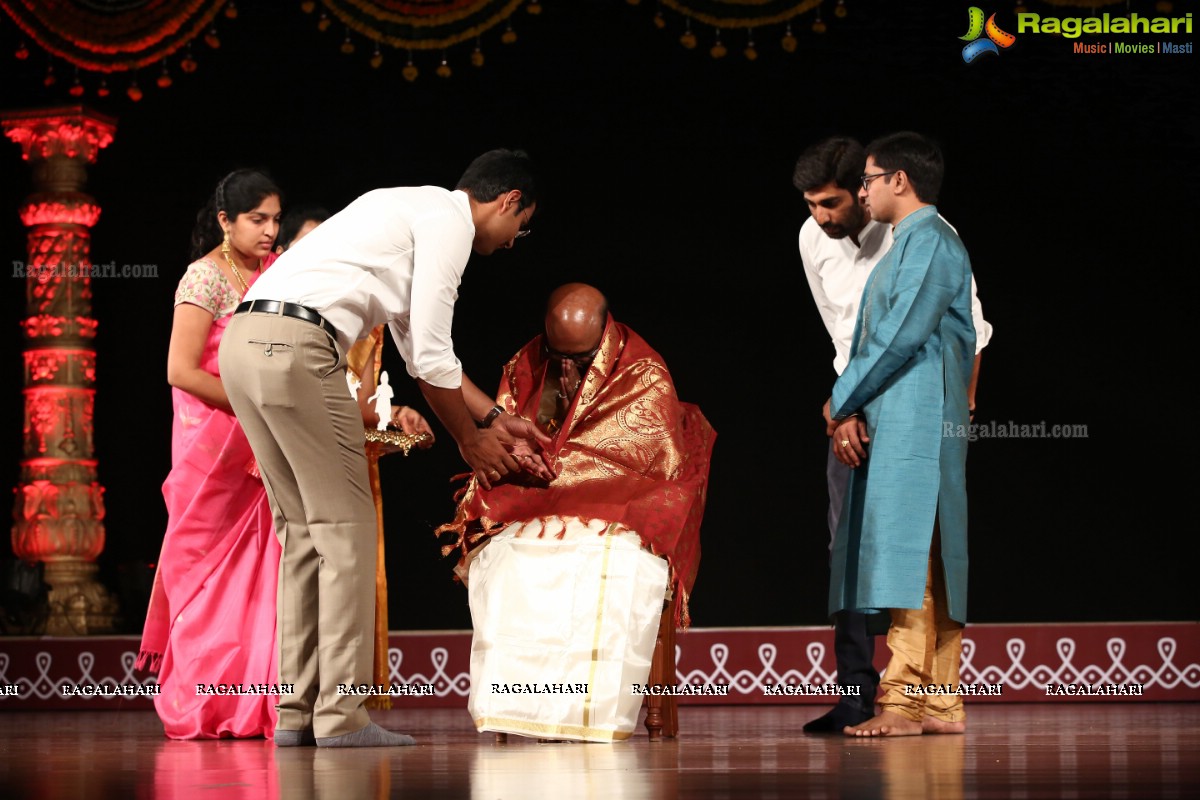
[1,704,1197,798]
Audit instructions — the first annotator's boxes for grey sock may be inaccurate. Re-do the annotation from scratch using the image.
[316,722,416,748]
[274,729,315,747]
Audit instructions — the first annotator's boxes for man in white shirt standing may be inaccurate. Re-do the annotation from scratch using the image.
[793,137,992,733]
[218,149,553,748]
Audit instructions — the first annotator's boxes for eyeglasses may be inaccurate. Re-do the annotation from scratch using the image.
[860,171,899,191]
[515,206,532,239]
[542,341,599,367]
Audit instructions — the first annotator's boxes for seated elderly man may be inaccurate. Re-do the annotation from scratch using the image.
[437,283,715,742]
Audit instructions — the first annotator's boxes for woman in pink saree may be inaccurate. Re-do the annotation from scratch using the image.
[138,169,284,739]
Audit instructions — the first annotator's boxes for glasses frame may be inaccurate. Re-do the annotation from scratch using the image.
[860,170,900,191]
[542,341,600,367]
[515,205,532,239]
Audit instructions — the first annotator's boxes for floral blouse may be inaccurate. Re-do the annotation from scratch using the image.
[174,258,241,319]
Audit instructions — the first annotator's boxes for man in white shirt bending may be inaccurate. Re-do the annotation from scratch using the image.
[218,149,553,748]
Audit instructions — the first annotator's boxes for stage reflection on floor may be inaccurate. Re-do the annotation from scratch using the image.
[0,704,1197,799]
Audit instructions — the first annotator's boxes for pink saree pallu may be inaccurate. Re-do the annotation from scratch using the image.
[139,307,280,739]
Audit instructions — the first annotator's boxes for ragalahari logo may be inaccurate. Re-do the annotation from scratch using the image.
[960,7,1016,62]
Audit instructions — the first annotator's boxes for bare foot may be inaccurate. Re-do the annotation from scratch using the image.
[922,716,966,735]
[843,710,922,737]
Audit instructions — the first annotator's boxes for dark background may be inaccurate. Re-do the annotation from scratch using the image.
[1,1,1195,633]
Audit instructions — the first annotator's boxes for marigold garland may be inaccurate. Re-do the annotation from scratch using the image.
[0,0,227,72]
[657,0,821,31]
[320,0,527,50]
[1039,0,1127,6]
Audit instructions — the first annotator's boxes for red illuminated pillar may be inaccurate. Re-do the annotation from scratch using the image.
[2,105,118,634]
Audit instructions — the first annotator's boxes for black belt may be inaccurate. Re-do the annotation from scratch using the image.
[235,299,338,340]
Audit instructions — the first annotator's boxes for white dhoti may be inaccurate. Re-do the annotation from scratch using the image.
[465,517,669,742]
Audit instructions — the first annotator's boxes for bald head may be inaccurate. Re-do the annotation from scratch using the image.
[544,283,608,354]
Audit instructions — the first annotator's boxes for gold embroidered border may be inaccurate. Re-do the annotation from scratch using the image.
[474,717,633,742]
[582,524,618,729]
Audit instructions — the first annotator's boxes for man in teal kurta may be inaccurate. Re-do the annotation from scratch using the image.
[822,132,976,737]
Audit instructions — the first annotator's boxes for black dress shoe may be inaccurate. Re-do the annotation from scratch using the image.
[802,703,873,734]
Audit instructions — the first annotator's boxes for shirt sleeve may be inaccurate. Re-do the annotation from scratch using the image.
[405,210,472,388]
[939,214,992,354]
[174,259,229,316]
[799,223,840,342]
[968,275,993,353]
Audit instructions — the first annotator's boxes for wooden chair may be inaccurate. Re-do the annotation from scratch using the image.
[643,593,679,741]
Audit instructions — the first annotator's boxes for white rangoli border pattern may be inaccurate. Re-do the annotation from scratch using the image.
[2,636,1197,701]
[674,637,1200,693]
[386,646,471,697]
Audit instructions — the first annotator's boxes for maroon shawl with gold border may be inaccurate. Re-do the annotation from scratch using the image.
[437,317,715,627]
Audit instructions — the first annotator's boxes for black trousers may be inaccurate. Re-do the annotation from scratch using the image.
[827,442,879,710]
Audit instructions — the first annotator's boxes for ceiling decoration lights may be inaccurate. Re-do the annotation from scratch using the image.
[1,0,235,101]
[303,0,542,81]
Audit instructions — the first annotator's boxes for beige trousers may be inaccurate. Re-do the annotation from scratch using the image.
[219,310,376,739]
[877,530,966,723]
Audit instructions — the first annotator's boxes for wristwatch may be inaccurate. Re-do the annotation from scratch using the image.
[477,405,503,429]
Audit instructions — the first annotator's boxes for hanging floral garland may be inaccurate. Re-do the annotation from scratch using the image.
[1,0,228,71]
[1036,0,1136,6]
[1,0,236,99]
[658,0,826,30]
[628,0,832,59]
[304,0,543,80]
